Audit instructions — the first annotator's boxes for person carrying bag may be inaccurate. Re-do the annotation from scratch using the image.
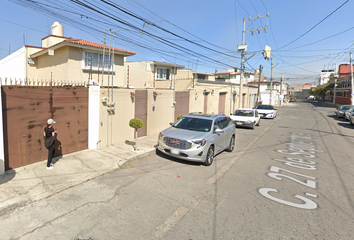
[43,119,57,170]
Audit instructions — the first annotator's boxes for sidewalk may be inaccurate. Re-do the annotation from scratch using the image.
[0,135,158,216]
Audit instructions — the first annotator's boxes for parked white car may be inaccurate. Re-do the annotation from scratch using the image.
[254,104,277,119]
[230,108,260,129]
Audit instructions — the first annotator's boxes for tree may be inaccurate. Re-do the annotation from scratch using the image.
[129,118,143,151]
[309,82,334,101]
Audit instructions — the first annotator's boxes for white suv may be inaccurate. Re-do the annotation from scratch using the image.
[157,113,235,166]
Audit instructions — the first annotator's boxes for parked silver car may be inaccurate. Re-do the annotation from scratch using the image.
[344,106,354,120]
[157,113,235,166]
[335,105,354,118]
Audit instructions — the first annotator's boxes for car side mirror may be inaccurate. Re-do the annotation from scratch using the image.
[169,122,174,126]
[214,128,224,133]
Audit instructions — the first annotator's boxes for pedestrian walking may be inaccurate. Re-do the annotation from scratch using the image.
[44,119,57,170]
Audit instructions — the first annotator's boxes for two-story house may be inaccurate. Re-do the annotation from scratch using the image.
[248,80,283,105]
[124,61,185,89]
[213,68,256,84]
[0,22,136,86]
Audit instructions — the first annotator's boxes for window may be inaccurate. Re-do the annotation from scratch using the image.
[173,117,212,132]
[83,52,113,72]
[156,67,171,80]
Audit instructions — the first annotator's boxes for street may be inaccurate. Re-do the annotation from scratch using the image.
[1,100,354,240]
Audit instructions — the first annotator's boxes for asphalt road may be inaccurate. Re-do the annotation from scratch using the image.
[1,100,354,240]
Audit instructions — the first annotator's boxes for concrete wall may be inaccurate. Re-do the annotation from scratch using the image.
[191,83,258,114]
[41,36,66,48]
[0,47,26,84]
[98,88,176,147]
[29,46,69,80]
[125,61,153,88]
[155,78,194,91]
[99,88,135,147]
[146,89,174,135]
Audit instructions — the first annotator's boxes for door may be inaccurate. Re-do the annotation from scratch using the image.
[218,92,226,114]
[204,93,209,114]
[134,90,147,138]
[175,91,190,121]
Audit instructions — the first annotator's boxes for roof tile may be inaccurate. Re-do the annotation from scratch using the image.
[65,39,136,55]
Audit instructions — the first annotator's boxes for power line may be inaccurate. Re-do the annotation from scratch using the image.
[277,0,350,50]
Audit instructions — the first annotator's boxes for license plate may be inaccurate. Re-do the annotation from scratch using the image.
[171,149,180,155]
[236,122,243,125]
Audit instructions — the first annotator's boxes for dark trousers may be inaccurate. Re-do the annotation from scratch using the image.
[47,144,55,167]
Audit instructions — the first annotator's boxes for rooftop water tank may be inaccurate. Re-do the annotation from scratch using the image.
[51,22,63,36]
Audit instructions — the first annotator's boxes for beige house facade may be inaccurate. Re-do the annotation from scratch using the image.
[0,22,136,86]
[124,61,185,89]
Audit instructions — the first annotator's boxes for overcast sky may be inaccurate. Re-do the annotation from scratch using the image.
[1,0,353,86]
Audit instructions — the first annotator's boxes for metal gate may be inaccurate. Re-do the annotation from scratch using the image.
[134,90,147,138]
[2,86,88,170]
[175,91,190,121]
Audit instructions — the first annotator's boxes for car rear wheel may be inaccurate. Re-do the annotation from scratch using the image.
[204,146,214,166]
[226,136,235,152]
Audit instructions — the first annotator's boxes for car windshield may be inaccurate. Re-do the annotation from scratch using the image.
[341,106,351,110]
[256,105,274,110]
[173,117,212,132]
[234,110,254,116]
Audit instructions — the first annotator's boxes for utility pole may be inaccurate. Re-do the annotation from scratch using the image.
[333,78,337,105]
[238,12,269,108]
[257,65,262,104]
[173,53,177,105]
[280,73,284,105]
[101,29,106,87]
[270,57,273,105]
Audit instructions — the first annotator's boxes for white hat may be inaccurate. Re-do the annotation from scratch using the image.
[47,119,56,124]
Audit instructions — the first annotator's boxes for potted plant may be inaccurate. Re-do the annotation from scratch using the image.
[129,118,143,151]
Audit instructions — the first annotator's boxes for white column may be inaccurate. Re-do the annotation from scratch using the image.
[88,85,101,149]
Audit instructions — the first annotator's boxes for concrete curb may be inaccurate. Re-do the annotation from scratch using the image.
[0,196,29,217]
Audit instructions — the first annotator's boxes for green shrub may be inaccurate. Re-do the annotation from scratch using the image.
[129,118,143,130]
[177,114,184,120]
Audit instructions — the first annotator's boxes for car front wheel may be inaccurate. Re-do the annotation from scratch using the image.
[204,146,214,166]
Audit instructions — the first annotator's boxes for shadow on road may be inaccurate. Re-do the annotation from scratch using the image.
[155,149,202,166]
[337,122,354,129]
[306,100,336,108]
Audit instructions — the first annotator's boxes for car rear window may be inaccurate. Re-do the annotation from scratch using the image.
[234,110,254,116]
[173,117,212,132]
